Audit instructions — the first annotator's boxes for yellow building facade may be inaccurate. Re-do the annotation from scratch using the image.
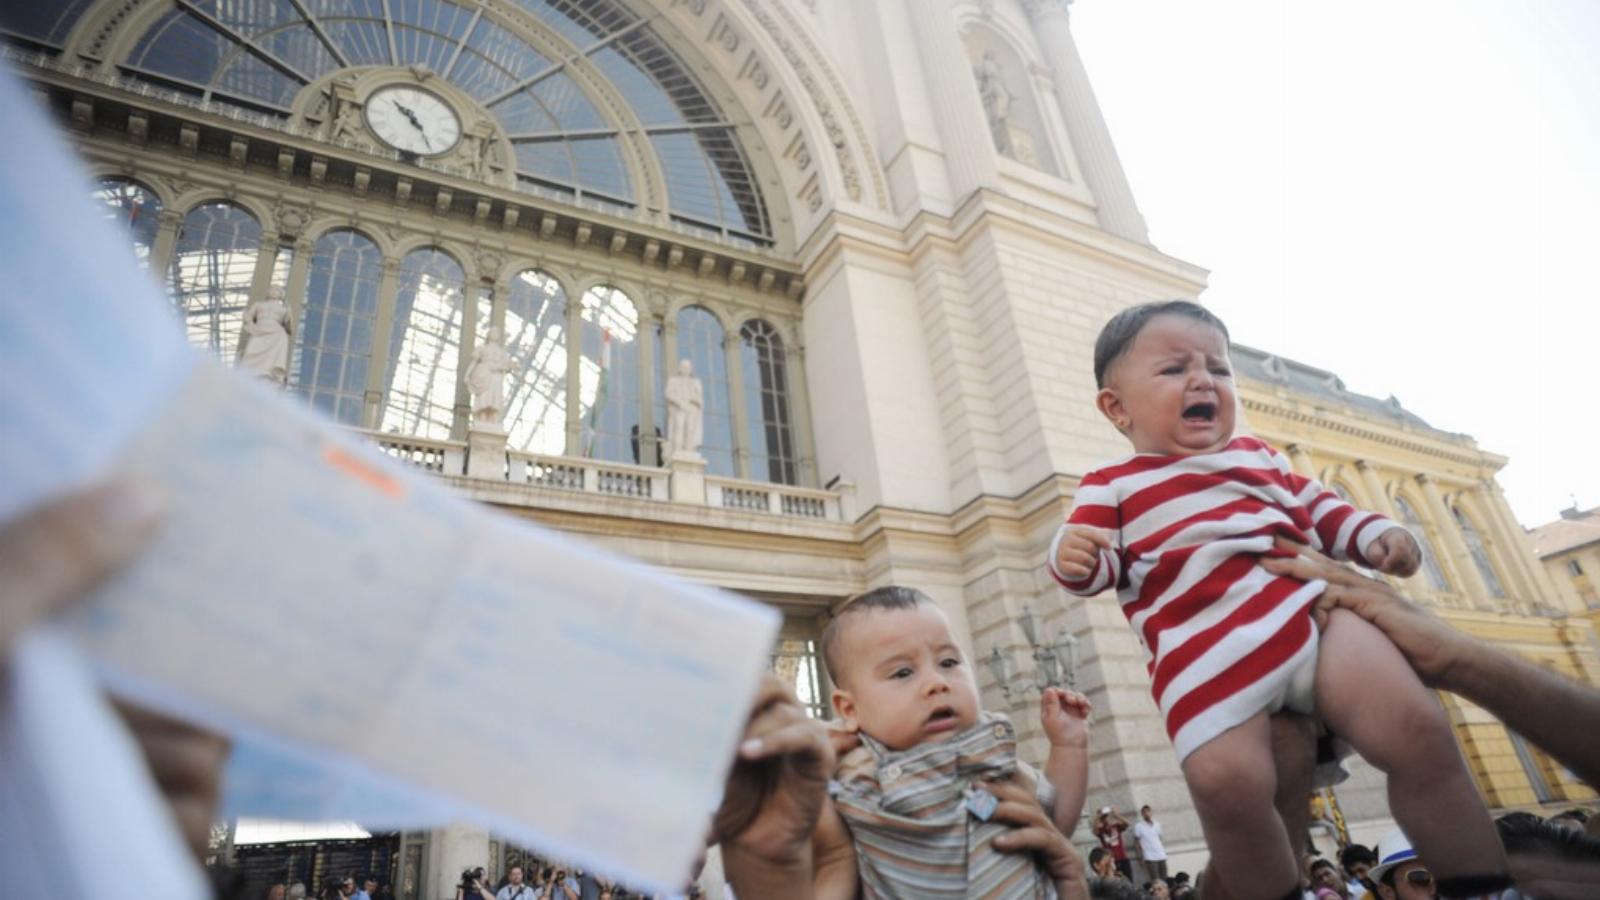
[1529,505,1600,638]
[1234,347,1599,816]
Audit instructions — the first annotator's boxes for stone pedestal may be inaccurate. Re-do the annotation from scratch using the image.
[668,451,707,504]
[466,425,508,480]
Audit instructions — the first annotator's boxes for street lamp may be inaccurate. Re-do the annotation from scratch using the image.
[987,605,1081,702]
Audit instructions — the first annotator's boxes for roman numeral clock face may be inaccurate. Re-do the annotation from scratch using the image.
[364,85,462,156]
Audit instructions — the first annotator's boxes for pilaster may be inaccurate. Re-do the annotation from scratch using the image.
[364,257,403,429]
[724,328,751,479]
[1418,474,1490,604]
[150,207,182,279]
[1355,460,1397,519]
[905,0,1001,200]
[1022,0,1149,242]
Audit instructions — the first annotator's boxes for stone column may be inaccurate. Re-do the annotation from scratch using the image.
[1481,480,1573,611]
[564,281,584,456]
[282,236,314,335]
[725,328,751,479]
[906,0,1001,200]
[787,340,820,488]
[1023,0,1150,243]
[655,313,680,465]
[1418,474,1490,604]
[364,257,403,430]
[149,208,182,280]
[1355,460,1397,518]
[1468,483,1539,612]
[454,276,483,442]
[1283,443,1316,480]
[428,824,490,900]
[638,308,662,467]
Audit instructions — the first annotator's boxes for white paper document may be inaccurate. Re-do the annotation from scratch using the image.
[0,70,778,893]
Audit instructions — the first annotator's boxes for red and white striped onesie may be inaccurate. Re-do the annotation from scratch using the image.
[1048,436,1399,761]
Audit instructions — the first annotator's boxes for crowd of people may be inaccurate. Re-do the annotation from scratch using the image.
[250,863,705,900]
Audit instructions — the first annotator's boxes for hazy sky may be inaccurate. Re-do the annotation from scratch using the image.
[1070,0,1599,527]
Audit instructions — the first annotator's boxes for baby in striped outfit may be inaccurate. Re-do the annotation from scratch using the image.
[1049,300,1520,900]
[811,586,1091,899]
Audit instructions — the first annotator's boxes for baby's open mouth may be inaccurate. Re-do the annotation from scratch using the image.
[925,706,958,725]
[1182,402,1217,422]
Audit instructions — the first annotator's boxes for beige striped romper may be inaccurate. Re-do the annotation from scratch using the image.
[831,711,1059,899]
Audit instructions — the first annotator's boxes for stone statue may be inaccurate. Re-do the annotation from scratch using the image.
[664,357,704,461]
[327,98,359,142]
[974,52,1013,143]
[238,285,292,384]
[466,326,513,427]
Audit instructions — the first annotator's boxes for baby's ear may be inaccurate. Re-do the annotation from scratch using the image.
[830,688,857,730]
[1096,387,1128,433]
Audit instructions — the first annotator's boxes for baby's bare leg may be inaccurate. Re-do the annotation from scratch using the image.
[1316,608,1508,882]
[1197,712,1316,900]
[1180,711,1299,900]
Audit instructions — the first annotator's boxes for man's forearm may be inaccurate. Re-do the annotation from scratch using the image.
[1043,743,1088,838]
[1448,643,1600,788]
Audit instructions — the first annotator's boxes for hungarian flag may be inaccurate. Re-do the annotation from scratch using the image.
[583,327,611,456]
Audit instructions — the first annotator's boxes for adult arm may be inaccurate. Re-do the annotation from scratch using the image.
[1263,537,1600,788]
[712,674,835,900]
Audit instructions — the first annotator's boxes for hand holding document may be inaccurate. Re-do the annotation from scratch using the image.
[0,71,778,894]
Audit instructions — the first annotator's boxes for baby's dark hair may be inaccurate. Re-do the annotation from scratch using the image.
[1093,300,1230,388]
[820,585,934,685]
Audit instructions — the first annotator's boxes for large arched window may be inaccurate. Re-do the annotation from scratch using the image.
[295,229,382,425]
[739,319,797,485]
[674,305,735,477]
[503,269,569,456]
[578,286,641,463]
[1454,506,1507,598]
[167,202,262,359]
[381,247,466,439]
[91,178,163,269]
[1393,495,1450,592]
[111,0,770,243]
[0,1,96,49]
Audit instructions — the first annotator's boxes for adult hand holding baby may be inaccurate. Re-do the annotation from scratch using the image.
[986,777,1091,900]
[1261,536,1459,685]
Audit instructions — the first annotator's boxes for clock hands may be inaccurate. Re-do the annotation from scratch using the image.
[392,99,433,151]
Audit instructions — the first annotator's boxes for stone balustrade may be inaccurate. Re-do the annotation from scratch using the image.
[360,429,854,522]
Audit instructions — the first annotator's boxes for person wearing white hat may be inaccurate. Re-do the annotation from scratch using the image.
[1368,831,1434,900]
[1093,806,1133,880]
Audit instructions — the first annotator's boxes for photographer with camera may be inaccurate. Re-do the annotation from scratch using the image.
[454,867,494,900]
[494,864,535,900]
[537,866,578,900]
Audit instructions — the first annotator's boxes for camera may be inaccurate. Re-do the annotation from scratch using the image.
[460,869,479,889]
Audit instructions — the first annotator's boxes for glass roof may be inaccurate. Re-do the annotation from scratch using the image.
[4,0,770,242]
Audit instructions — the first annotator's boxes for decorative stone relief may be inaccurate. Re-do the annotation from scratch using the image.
[273,202,311,238]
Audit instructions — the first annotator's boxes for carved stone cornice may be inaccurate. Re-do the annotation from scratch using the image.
[1239,395,1503,472]
[11,55,803,299]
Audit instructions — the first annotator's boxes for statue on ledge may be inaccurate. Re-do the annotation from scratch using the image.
[466,326,513,427]
[664,357,704,461]
[237,285,292,385]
